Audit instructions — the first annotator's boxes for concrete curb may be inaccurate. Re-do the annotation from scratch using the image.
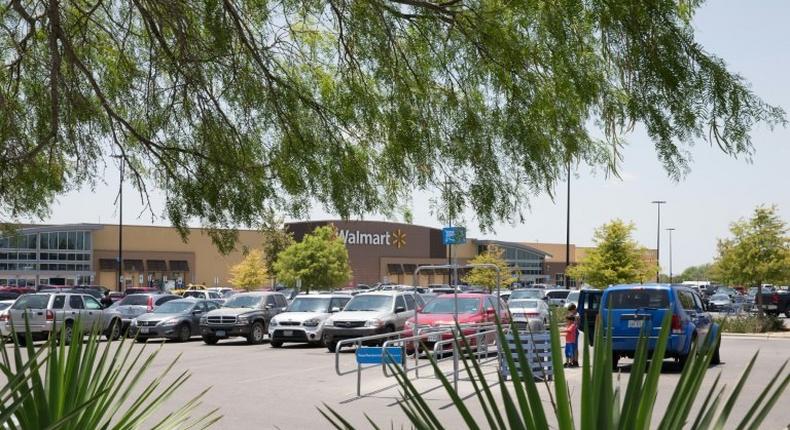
[721,331,790,339]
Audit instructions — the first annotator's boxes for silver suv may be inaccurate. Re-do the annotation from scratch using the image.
[322,291,424,352]
[2,293,122,343]
[268,294,352,347]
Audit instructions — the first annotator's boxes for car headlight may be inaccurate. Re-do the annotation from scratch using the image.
[303,318,320,327]
[324,319,334,327]
[200,316,207,324]
[160,319,178,327]
[365,319,383,328]
[269,319,278,327]
[237,315,249,325]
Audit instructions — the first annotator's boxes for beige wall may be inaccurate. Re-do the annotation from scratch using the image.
[93,225,266,290]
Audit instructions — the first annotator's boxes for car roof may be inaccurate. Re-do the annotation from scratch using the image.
[355,291,411,297]
[293,294,351,298]
[430,293,488,299]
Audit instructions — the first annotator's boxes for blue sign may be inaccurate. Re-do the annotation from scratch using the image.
[442,227,467,245]
[356,347,404,365]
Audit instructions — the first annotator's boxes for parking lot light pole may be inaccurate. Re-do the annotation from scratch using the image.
[113,155,124,292]
[667,228,676,283]
[651,200,666,283]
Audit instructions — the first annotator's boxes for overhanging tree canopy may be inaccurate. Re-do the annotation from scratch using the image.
[1,1,784,250]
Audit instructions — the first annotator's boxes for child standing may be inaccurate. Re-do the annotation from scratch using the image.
[566,304,580,366]
[564,315,578,368]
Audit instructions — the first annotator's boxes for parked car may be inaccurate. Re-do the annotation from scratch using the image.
[564,290,580,310]
[0,286,36,300]
[72,285,109,299]
[130,299,220,342]
[544,289,571,307]
[706,293,734,313]
[200,292,288,345]
[323,291,425,352]
[1,293,123,343]
[509,289,545,301]
[508,299,550,331]
[268,294,352,347]
[182,290,224,302]
[403,294,508,352]
[105,293,181,333]
[579,284,720,369]
[108,292,125,303]
[0,299,16,337]
[755,289,790,317]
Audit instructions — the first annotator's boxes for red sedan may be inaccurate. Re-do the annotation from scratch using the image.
[403,293,509,352]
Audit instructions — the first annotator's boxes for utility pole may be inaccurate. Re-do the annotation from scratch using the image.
[666,228,676,283]
[113,156,124,292]
[651,200,666,283]
[565,159,571,289]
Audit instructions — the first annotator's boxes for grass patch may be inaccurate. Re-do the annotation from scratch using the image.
[715,314,786,333]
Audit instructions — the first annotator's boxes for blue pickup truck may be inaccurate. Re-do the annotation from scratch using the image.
[579,284,720,369]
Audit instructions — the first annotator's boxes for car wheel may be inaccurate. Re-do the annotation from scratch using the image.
[105,319,121,341]
[270,339,283,348]
[378,325,395,346]
[612,353,620,371]
[61,322,74,346]
[711,340,721,365]
[247,321,264,345]
[177,323,191,342]
[326,339,338,353]
[784,311,790,319]
[202,335,219,345]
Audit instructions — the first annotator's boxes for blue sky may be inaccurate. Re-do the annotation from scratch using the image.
[41,1,789,273]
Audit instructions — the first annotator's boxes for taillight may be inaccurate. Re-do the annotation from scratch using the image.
[0,314,8,322]
[526,313,539,318]
[771,293,780,304]
[147,296,154,312]
[46,310,54,321]
[671,314,682,333]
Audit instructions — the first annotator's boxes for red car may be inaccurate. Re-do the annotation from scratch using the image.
[0,286,36,300]
[403,293,509,352]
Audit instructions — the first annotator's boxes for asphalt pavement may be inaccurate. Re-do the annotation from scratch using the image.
[120,332,790,429]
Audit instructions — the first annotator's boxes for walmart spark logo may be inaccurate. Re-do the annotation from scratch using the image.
[391,229,406,249]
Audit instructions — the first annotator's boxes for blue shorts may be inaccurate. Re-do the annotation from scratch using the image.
[565,342,577,358]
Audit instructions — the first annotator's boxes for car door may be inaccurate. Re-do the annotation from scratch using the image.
[68,295,91,332]
[394,295,409,328]
[263,295,278,321]
[578,289,602,335]
[274,294,288,314]
[684,290,711,348]
[82,295,104,331]
[190,301,208,333]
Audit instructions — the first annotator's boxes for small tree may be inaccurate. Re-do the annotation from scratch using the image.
[260,219,294,286]
[273,225,352,293]
[567,219,653,289]
[463,246,517,292]
[714,205,790,314]
[680,263,715,282]
[228,249,268,291]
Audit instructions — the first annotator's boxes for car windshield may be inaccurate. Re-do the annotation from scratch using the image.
[344,295,393,312]
[546,291,570,299]
[567,291,579,302]
[182,291,205,298]
[510,290,544,300]
[154,301,194,314]
[509,300,539,309]
[711,294,730,301]
[223,295,263,309]
[0,303,11,311]
[12,295,49,310]
[606,289,670,309]
[420,298,480,314]
[119,295,151,306]
[287,297,331,313]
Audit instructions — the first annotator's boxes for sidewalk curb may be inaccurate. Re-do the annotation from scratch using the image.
[721,332,790,339]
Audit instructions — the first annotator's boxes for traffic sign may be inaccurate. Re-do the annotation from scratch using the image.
[442,227,467,245]
[356,347,404,365]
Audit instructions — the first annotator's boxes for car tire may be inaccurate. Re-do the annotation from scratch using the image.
[270,339,283,348]
[326,339,338,353]
[202,335,219,345]
[247,321,264,345]
[378,325,395,346]
[612,354,620,371]
[711,340,721,365]
[135,337,148,343]
[61,322,74,346]
[177,323,191,342]
[105,319,121,341]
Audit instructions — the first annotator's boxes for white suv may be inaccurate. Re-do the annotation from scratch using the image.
[267,294,352,347]
[322,291,424,352]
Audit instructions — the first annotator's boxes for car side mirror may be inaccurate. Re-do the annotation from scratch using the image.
[486,308,496,315]
[395,306,406,313]
[330,307,341,313]
[264,304,273,310]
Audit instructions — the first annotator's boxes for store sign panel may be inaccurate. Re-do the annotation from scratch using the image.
[338,229,407,249]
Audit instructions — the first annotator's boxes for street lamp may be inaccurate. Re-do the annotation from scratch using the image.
[564,159,571,289]
[112,155,124,292]
[666,228,676,283]
[651,200,666,283]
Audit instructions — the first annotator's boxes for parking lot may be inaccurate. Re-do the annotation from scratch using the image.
[121,333,790,429]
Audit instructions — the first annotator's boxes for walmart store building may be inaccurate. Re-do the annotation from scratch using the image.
[0,221,553,290]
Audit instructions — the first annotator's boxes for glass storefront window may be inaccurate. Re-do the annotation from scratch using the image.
[76,232,84,250]
[26,234,37,249]
[49,233,57,249]
[0,237,7,248]
[67,232,76,250]
[40,233,48,249]
[58,232,67,249]
[84,232,91,249]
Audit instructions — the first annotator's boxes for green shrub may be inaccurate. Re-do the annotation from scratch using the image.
[715,314,786,333]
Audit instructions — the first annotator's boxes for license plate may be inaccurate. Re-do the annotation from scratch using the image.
[765,305,777,310]
[627,320,643,328]
[428,334,441,342]
[140,327,149,334]
[216,330,226,337]
[283,330,293,337]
